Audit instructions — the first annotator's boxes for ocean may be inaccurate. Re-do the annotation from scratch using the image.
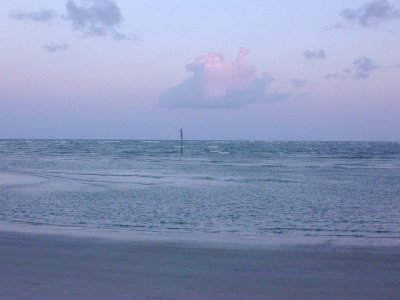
[0,139,399,246]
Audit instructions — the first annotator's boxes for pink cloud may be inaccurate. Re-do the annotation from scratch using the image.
[187,48,256,98]
[159,48,286,109]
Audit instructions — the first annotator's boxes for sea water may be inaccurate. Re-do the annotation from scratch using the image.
[0,140,399,246]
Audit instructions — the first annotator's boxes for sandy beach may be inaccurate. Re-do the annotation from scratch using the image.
[0,231,399,299]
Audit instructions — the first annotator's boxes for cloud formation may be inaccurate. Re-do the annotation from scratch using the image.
[303,49,326,60]
[9,9,57,22]
[352,57,379,78]
[290,79,308,88]
[158,48,287,109]
[340,0,400,27]
[10,1,132,41]
[44,43,69,53]
[324,56,379,80]
[65,0,129,40]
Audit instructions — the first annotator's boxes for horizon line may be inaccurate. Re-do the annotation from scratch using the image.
[0,138,398,143]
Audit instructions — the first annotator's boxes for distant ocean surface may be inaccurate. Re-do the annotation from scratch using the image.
[0,140,399,246]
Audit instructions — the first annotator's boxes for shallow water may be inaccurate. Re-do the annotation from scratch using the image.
[0,140,399,245]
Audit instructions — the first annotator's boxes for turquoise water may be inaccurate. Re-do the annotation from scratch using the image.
[0,140,399,244]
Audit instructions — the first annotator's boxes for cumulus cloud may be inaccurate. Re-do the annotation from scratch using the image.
[10,0,132,41]
[9,9,57,22]
[158,48,287,109]
[290,79,308,88]
[324,56,380,80]
[44,43,69,53]
[65,0,130,40]
[303,49,326,60]
[352,57,379,78]
[340,0,400,27]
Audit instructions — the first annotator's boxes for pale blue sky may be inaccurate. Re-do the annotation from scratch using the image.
[1,0,399,140]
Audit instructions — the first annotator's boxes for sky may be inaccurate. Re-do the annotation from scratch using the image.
[1,0,399,140]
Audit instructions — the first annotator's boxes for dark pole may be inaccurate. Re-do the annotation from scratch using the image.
[180,128,183,155]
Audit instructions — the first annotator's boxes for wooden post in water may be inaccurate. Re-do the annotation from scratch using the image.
[180,128,183,155]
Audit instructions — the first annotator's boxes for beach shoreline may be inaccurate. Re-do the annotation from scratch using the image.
[0,230,399,299]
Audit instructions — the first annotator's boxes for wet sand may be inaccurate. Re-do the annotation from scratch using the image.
[0,231,399,299]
